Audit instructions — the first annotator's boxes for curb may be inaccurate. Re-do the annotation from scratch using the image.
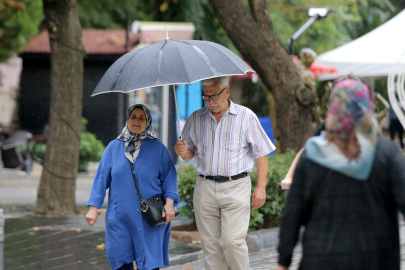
[169,250,204,267]
[165,228,281,269]
[247,227,280,253]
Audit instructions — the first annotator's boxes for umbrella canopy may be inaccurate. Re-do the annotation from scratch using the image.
[91,39,255,96]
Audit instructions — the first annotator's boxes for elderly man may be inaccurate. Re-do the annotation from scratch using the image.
[174,76,275,270]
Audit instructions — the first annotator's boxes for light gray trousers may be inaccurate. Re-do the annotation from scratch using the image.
[193,175,251,270]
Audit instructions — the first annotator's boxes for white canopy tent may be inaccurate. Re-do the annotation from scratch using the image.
[316,9,405,81]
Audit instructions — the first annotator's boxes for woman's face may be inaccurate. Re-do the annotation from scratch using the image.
[128,107,147,134]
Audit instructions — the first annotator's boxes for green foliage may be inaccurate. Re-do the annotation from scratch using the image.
[249,209,264,232]
[180,0,237,53]
[343,0,396,39]
[176,150,297,231]
[77,0,154,29]
[268,0,359,54]
[33,142,46,160]
[176,164,197,220]
[0,0,43,62]
[77,0,237,53]
[80,118,105,162]
[17,141,45,161]
[249,150,296,230]
[16,119,104,171]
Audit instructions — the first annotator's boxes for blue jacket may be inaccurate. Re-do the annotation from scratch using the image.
[87,139,179,270]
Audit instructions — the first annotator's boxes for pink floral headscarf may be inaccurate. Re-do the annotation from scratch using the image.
[326,79,377,145]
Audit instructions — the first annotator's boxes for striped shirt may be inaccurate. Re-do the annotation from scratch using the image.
[182,100,276,176]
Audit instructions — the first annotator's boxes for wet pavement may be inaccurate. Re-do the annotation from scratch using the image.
[2,216,201,270]
[0,163,100,214]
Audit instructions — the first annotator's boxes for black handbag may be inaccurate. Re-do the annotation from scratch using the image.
[129,162,179,227]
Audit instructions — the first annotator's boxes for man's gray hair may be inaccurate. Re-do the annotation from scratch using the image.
[201,77,228,89]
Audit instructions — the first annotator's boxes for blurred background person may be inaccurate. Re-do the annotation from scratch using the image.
[279,75,365,190]
[276,79,405,270]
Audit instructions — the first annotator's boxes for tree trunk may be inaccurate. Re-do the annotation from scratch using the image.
[209,0,317,152]
[35,0,84,216]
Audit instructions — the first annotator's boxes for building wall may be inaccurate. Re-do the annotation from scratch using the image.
[19,54,125,146]
[0,56,23,129]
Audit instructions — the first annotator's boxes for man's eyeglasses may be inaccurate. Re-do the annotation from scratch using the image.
[202,87,227,101]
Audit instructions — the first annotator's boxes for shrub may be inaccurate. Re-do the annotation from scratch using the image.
[249,149,296,230]
[176,150,297,232]
[176,164,197,220]
[79,118,105,171]
[17,141,46,162]
[79,118,105,162]
[17,118,105,171]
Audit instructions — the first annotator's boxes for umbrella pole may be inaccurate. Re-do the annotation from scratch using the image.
[172,85,182,140]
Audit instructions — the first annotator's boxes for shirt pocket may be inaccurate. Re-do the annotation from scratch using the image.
[224,131,245,151]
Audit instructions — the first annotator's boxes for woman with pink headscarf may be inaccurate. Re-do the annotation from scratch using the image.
[276,79,405,270]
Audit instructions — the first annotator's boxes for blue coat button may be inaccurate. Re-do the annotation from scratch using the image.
[138,228,142,232]
[136,208,140,213]
[133,190,137,194]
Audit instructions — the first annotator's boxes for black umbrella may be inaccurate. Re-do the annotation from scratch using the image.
[92,29,255,138]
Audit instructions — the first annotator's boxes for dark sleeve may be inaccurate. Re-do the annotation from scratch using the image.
[277,151,308,267]
[312,121,326,137]
[389,144,405,215]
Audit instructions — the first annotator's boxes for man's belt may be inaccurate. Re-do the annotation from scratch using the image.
[199,172,248,182]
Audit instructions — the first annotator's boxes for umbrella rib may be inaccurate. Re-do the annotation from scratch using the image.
[177,40,221,77]
[190,40,251,74]
[116,44,153,92]
[173,43,193,83]
[157,40,169,85]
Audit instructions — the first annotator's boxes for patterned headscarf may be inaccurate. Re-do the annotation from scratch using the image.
[117,104,158,163]
[326,79,377,145]
[305,79,378,181]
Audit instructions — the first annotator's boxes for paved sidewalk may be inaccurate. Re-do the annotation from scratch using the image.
[0,162,104,213]
[166,246,303,270]
[169,223,405,270]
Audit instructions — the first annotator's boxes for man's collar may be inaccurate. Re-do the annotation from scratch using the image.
[201,106,209,115]
[228,99,237,115]
[201,99,237,115]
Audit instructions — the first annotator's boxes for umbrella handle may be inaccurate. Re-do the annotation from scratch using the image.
[172,85,183,141]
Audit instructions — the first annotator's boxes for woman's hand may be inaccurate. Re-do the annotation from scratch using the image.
[162,198,175,224]
[275,264,289,270]
[280,177,293,190]
[86,206,98,226]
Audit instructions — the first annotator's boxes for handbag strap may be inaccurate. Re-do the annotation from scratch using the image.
[304,169,333,224]
[129,162,144,203]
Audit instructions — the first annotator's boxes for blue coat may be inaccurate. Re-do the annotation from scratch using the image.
[87,139,179,270]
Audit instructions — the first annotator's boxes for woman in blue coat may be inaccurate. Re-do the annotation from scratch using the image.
[86,104,179,270]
